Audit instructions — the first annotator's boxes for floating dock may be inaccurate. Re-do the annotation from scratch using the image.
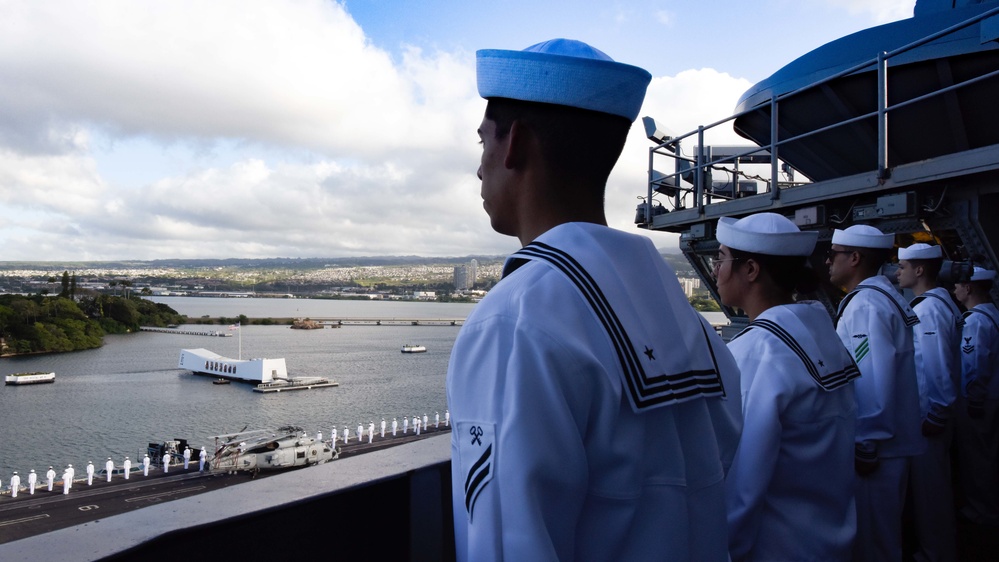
[252,378,339,393]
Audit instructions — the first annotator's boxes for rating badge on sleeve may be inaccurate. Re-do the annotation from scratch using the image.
[457,421,495,523]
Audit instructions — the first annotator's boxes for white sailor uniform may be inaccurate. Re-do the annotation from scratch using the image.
[448,223,742,562]
[909,287,961,559]
[954,302,999,524]
[835,275,925,562]
[726,302,859,561]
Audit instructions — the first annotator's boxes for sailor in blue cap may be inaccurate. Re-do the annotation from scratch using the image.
[953,266,999,525]
[717,213,859,561]
[827,225,924,562]
[448,38,741,561]
[896,242,961,560]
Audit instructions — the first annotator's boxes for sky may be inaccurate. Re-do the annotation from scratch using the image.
[0,0,917,261]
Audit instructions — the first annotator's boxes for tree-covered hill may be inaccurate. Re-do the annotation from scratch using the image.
[0,295,185,355]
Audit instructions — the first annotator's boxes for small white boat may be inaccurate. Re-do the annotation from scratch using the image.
[401,344,427,354]
[4,372,56,385]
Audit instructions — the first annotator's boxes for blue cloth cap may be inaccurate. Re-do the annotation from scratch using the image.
[476,38,652,122]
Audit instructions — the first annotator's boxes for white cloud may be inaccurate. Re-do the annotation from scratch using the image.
[603,68,754,245]
[0,0,477,158]
[655,10,675,26]
[0,0,763,260]
[819,0,913,23]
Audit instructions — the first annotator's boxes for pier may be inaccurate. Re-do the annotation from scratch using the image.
[139,327,233,337]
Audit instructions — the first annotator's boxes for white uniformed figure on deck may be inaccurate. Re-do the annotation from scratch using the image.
[28,469,37,494]
[183,447,191,469]
[414,415,421,435]
[953,266,999,526]
[199,447,207,472]
[357,423,364,442]
[316,430,323,444]
[392,418,398,436]
[381,418,386,438]
[896,243,961,560]
[828,224,925,562]
[403,416,409,434]
[448,39,742,561]
[106,458,115,482]
[343,427,349,444]
[422,414,428,431]
[715,214,859,561]
[445,409,449,427]
[45,466,55,491]
[368,421,375,443]
[435,411,440,428]
[143,454,150,476]
[163,452,171,473]
[10,472,20,498]
[86,461,94,485]
[331,425,337,445]
[62,469,70,494]
[123,457,131,479]
[65,464,74,488]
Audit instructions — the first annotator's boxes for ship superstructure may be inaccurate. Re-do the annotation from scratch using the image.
[637,1,999,336]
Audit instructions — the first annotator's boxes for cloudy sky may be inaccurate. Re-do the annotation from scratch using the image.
[0,0,915,260]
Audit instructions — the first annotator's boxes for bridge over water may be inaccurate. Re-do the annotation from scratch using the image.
[314,317,464,326]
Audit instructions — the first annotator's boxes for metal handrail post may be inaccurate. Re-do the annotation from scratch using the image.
[878,51,889,180]
[770,95,780,200]
[696,127,705,214]
[673,139,683,209]
[646,146,655,228]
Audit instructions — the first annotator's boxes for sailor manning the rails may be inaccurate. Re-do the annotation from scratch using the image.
[953,266,999,526]
[447,38,742,561]
[827,224,924,562]
[714,214,859,561]
[896,242,961,560]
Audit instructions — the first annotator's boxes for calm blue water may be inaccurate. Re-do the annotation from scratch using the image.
[0,298,474,478]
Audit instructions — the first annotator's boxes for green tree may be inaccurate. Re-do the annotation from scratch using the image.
[689,296,722,312]
[60,271,70,298]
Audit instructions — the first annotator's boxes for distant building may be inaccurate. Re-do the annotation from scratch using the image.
[678,277,701,298]
[454,260,478,291]
[453,266,469,291]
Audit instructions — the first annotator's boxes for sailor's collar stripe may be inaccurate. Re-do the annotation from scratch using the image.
[747,318,861,391]
[837,284,919,327]
[963,308,999,333]
[513,242,725,410]
[911,291,962,317]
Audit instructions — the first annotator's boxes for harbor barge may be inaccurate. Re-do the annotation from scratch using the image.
[4,372,55,385]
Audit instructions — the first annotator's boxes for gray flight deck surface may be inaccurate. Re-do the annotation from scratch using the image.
[0,424,451,547]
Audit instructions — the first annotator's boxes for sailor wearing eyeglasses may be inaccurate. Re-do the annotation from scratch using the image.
[828,225,924,562]
[716,213,859,561]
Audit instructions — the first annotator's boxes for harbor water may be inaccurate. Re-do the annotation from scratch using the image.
[0,298,474,478]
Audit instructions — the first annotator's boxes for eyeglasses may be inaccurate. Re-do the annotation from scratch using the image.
[825,249,853,260]
[709,255,741,270]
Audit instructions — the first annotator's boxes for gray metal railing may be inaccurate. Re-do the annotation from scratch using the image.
[643,5,999,220]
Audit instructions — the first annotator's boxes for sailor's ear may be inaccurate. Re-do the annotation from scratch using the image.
[743,258,762,282]
[504,120,535,170]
